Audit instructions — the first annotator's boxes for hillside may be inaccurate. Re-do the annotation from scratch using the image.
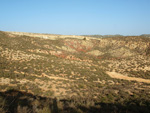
[0,31,150,113]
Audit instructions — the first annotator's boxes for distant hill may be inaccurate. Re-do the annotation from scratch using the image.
[141,34,150,37]
[83,34,124,38]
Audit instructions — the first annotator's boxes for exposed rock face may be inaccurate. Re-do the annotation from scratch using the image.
[87,50,104,56]
[6,31,93,40]
[64,39,93,52]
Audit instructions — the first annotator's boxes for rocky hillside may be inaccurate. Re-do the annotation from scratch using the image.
[0,31,150,113]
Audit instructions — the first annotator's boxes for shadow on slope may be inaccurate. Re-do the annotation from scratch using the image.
[0,89,149,113]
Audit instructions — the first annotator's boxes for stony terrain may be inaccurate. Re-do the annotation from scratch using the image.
[0,31,150,113]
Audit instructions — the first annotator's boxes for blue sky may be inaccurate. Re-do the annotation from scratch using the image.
[0,0,150,35]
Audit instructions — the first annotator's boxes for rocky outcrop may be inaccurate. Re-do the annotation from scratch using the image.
[6,31,94,40]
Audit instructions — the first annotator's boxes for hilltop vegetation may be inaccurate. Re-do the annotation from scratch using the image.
[0,31,150,113]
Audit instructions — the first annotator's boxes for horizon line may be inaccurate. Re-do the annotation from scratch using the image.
[1,30,150,37]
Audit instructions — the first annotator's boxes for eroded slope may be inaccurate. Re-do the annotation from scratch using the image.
[0,31,150,111]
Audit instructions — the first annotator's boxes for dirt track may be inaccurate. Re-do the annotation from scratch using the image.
[106,71,150,83]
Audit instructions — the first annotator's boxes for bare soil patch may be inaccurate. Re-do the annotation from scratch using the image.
[106,71,150,83]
